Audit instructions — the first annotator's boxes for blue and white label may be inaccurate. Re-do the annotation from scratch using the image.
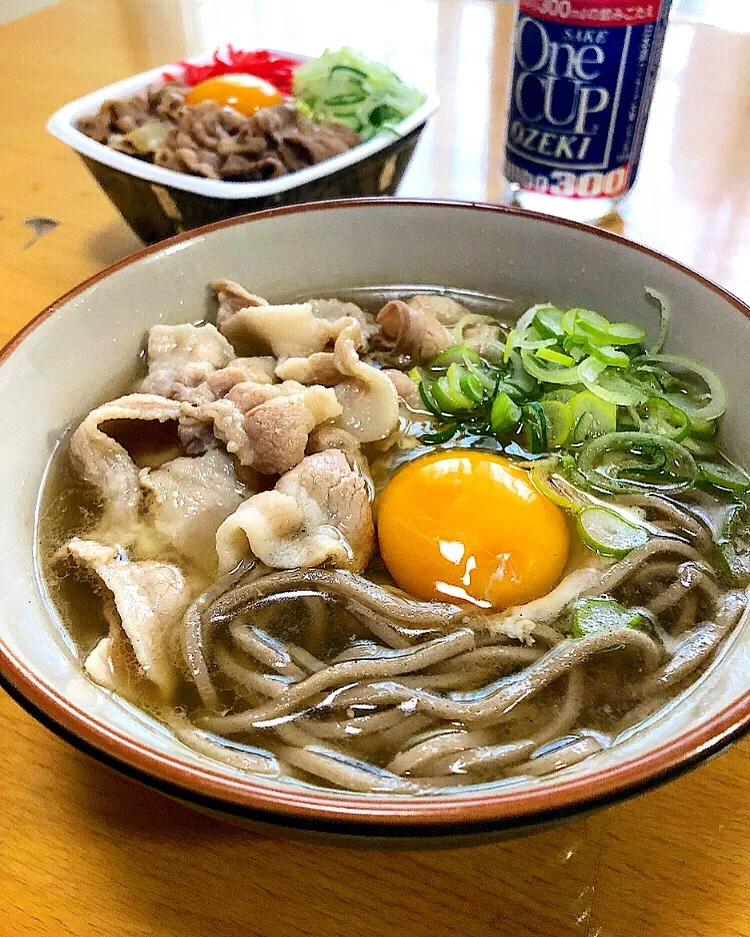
[505,2,671,198]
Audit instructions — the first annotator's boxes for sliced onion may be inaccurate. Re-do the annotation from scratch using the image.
[121,120,172,153]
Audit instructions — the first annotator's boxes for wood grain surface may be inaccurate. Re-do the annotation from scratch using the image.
[0,2,748,935]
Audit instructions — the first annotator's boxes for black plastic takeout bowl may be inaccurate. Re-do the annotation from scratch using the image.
[46,52,438,243]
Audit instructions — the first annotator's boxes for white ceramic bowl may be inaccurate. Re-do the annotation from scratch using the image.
[1,200,748,844]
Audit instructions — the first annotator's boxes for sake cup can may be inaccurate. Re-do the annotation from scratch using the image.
[504,0,673,222]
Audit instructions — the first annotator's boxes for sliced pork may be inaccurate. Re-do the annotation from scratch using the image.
[216,449,374,574]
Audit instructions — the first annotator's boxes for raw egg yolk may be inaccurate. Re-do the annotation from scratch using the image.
[377,450,570,610]
[185,74,284,116]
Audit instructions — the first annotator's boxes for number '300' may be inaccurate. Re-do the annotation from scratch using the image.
[549,168,628,197]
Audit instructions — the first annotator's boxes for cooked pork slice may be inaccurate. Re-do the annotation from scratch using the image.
[205,356,277,396]
[329,321,400,442]
[306,425,374,496]
[192,380,342,475]
[174,357,277,456]
[217,302,353,359]
[211,279,270,331]
[69,394,182,534]
[139,323,236,398]
[309,298,379,345]
[140,450,248,573]
[215,450,374,574]
[178,413,220,456]
[70,538,193,697]
[275,319,399,443]
[407,294,506,358]
[383,368,423,413]
[274,351,342,386]
[376,299,453,362]
[406,293,469,325]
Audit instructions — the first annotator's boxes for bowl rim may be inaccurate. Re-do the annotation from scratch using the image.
[45,49,439,200]
[2,197,749,836]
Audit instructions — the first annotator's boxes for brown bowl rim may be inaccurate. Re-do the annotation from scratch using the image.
[1,197,749,835]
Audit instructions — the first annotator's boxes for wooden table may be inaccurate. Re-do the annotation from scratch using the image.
[1,2,749,934]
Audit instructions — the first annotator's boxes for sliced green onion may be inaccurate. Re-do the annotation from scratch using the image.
[562,308,609,339]
[600,322,647,346]
[589,344,630,368]
[530,459,588,512]
[578,358,646,406]
[424,423,460,445]
[520,349,581,385]
[592,373,646,407]
[471,366,500,394]
[563,308,646,347]
[503,329,516,363]
[329,65,369,80]
[490,392,521,434]
[417,380,442,417]
[543,388,578,403]
[432,371,475,412]
[534,305,565,337]
[504,304,543,362]
[519,334,557,352]
[536,347,576,367]
[577,356,606,384]
[689,417,717,439]
[645,287,672,355]
[571,598,644,638]
[699,460,750,493]
[520,401,548,454]
[428,346,484,369]
[324,91,368,105]
[568,345,587,362]
[634,397,690,441]
[569,391,617,443]
[459,369,486,404]
[577,506,649,556]
[577,431,697,493]
[632,354,727,422]
[560,451,590,489]
[505,351,539,396]
[683,436,716,458]
[539,400,573,447]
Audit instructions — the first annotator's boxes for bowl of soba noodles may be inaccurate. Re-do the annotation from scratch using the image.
[1,199,749,843]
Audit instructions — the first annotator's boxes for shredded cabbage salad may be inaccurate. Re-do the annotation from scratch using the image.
[293,48,426,142]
